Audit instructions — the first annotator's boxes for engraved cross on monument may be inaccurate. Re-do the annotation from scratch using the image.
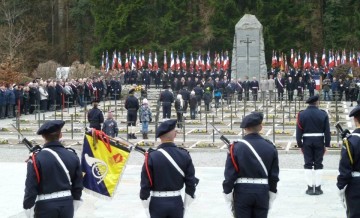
[231,14,267,81]
[239,36,255,76]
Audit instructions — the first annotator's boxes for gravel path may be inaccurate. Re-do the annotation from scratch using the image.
[0,146,340,170]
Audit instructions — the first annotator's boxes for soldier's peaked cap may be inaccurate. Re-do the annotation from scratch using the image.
[306,95,319,104]
[37,120,65,135]
[240,112,263,128]
[156,119,177,138]
[349,105,360,117]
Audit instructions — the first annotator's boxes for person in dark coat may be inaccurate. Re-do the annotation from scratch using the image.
[23,120,83,218]
[296,95,331,195]
[275,74,285,101]
[47,82,56,111]
[55,81,64,110]
[203,84,213,112]
[337,106,360,217]
[102,111,119,138]
[0,85,6,118]
[223,112,279,218]
[307,76,316,97]
[193,83,203,108]
[15,84,24,116]
[189,91,197,120]
[140,120,199,218]
[87,100,104,130]
[179,86,190,113]
[296,77,306,101]
[125,88,140,139]
[160,85,174,119]
[286,77,296,102]
[243,76,251,101]
[250,77,259,101]
[23,85,30,115]
[5,85,16,118]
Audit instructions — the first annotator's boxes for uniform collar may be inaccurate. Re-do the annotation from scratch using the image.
[158,142,176,149]
[43,141,64,148]
[353,128,360,134]
[307,105,318,109]
[243,133,262,139]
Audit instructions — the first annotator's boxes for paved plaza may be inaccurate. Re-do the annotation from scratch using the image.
[1,156,345,218]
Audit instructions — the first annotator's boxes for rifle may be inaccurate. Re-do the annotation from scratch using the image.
[209,123,231,148]
[335,122,351,139]
[335,122,353,165]
[11,124,41,152]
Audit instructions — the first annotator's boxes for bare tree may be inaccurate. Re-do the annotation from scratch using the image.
[0,0,29,60]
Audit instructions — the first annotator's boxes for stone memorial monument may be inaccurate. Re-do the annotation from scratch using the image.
[231,14,267,81]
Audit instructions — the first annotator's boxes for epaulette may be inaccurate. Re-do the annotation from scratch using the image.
[264,139,276,148]
[178,147,190,154]
[298,110,304,113]
[66,147,77,154]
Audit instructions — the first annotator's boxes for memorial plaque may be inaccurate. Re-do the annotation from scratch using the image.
[231,14,267,82]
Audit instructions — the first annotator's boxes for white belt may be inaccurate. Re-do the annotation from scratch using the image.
[37,190,71,201]
[152,190,181,197]
[352,172,360,177]
[252,87,258,89]
[235,178,268,184]
[303,133,324,137]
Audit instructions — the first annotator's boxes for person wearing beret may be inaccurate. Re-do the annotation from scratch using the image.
[23,120,83,218]
[223,112,279,218]
[296,95,331,195]
[140,119,199,218]
[125,88,140,139]
[160,84,174,120]
[87,99,104,130]
[337,105,360,217]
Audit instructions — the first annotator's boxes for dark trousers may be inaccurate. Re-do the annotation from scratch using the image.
[345,180,360,218]
[35,198,73,218]
[245,91,249,101]
[238,92,242,101]
[40,100,47,112]
[127,111,137,126]
[234,187,269,218]
[162,104,171,119]
[190,108,196,119]
[176,112,183,128]
[277,91,283,101]
[302,144,325,169]
[150,196,183,218]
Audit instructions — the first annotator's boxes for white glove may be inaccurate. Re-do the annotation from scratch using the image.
[339,186,347,209]
[142,199,150,218]
[223,192,233,211]
[184,194,195,209]
[73,199,83,211]
[24,206,34,218]
[269,191,277,209]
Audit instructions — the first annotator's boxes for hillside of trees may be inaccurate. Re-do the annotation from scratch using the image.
[0,0,360,77]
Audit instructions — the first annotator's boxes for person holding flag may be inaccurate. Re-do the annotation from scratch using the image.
[140,119,199,218]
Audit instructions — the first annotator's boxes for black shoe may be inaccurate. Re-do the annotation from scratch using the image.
[132,134,137,139]
[314,186,323,195]
[305,186,315,195]
[128,134,132,139]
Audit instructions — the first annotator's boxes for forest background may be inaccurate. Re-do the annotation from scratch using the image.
[0,0,359,81]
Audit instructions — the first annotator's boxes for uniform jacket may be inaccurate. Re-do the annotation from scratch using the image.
[87,107,104,130]
[140,142,198,200]
[296,105,331,148]
[160,90,174,106]
[23,141,83,209]
[223,133,279,194]
[125,95,139,113]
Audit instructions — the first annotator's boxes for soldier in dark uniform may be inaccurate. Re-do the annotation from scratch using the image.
[193,83,203,108]
[23,120,83,218]
[125,88,140,139]
[308,76,316,97]
[296,95,331,195]
[243,76,250,101]
[160,85,174,119]
[250,77,259,101]
[155,69,162,89]
[337,106,360,217]
[87,99,104,130]
[140,119,199,218]
[223,112,279,218]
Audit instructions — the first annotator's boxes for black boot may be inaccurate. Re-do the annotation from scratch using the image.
[305,186,315,195]
[315,186,323,195]
[132,133,137,139]
[142,133,146,139]
[144,133,148,139]
[128,134,132,139]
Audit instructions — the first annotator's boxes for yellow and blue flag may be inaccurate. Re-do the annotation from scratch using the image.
[81,131,131,197]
